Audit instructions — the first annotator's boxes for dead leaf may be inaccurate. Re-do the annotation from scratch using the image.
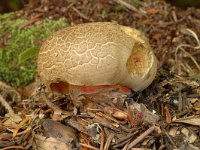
[193,101,200,111]
[84,90,127,106]
[181,128,197,143]
[4,113,22,128]
[130,103,160,125]
[168,127,180,137]
[112,110,127,120]
[146,8,160,15]
[33,134,73,150]
[188,98,198,104]
[164,105,172,123]
[179,143,200,150]
[42,119,78,143]
[126,102,135,126]
[5,113,22,122]
[152,33,162,41]
[173,116,200,126]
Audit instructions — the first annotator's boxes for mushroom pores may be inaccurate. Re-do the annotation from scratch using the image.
[37,22,157,92]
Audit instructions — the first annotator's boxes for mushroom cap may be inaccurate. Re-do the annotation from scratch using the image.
[37,22,157,92]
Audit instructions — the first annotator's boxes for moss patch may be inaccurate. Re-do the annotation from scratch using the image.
[0,12,67,87]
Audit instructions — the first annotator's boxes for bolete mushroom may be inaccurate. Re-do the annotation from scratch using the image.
[37,22,157,96]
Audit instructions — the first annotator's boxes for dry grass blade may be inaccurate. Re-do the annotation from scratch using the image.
[174,28,200,76]
[175,46,200,71]
[183,29,200,48]
[113,0,138,13]
[173,116,200,126]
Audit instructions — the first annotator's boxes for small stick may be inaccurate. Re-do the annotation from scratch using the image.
[171,11,177,22]
[97,112,120,124]
[162,128,176,148]
[93,119,120,132]
[127,125,157,149]
[79,143,99,150]
[13,117,30,138]
[20,13,43,29]
[0,146,26,150]
[100,130,105,150]
[125,102,134,126]
[131,148,148,150]
[104,133,114,150]
[113,131,138,148]
[0,94,14,114]
[72,7,94,22]
[122,142,129,150]
[113,0,138,13]
[16,126,31,136]
[40,93,62,115]
[114,137,131,148]
[158,144,166,150]
[0,81,21,103]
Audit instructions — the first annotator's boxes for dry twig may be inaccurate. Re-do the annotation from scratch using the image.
[13,117,31,138]
[0,146,26,150]
[20,13,43,29]
[79,143,99,150]
[40,92,63,115]
[72,7,94,22]
[126,102,134,126]
[162,127,176,148]
[113,131,138,148]
[104,133,114,150]
[113,0,138,13]
[0,94,14,114]
[127,125,159,149]
[0,81,21,102]
[100,130,105,150]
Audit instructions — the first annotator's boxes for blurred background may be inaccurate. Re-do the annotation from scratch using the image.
[0,0,28,13]
[1,0,200,14]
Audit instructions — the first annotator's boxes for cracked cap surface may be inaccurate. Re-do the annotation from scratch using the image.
[37,22,157,92]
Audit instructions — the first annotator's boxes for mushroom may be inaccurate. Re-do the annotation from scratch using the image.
[37,22,157,95]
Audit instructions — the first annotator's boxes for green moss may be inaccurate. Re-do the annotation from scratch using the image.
[189,73,200,81]
[158,68,170,77]
[101,10,108,19]
[130,0,143,6]
[114,5,125,12]
[0,12,68,87]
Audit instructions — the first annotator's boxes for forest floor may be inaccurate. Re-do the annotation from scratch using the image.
[0,0,200,149]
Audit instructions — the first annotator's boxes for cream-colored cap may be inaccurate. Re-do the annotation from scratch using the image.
[37,22,157,92]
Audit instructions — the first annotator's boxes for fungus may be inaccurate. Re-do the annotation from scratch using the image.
[37,22,157,95]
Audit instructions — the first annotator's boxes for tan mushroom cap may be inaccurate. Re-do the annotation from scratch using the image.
[37,22,157,92]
